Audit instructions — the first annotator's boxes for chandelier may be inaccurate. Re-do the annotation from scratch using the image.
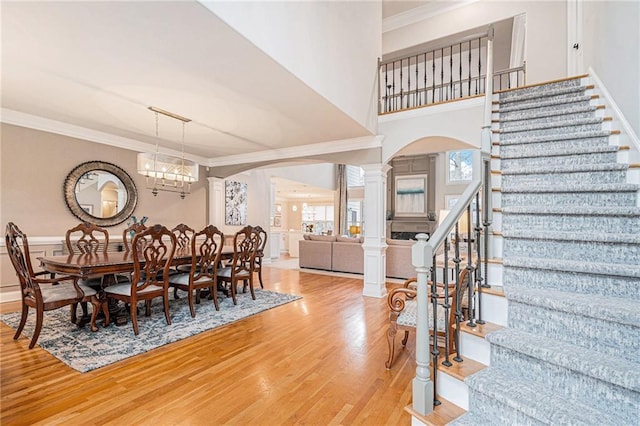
[136,106,199,199]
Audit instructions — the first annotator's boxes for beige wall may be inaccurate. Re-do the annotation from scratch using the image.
[1,123,208,293]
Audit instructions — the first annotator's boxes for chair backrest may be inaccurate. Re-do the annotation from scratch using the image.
[253,226,268,266]
[172,223,195,250]
[230,226,259,276]
[5,222,37,296]
[190,225,224,282]
[65,222,109,255]
[131,224,176,291]
[122,223,148,252]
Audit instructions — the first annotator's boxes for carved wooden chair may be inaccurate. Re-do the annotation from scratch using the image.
[216,226,259,304]
[253,226,268,289]
[104,224,177,335]
[385,265,472,369]
[6,222,104,349]
[171,223,196,297]
[122,222,148,252]
[65,221,109,321]
[168,225,224,316]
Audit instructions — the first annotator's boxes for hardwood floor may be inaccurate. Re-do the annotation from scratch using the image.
[1,267,417,425]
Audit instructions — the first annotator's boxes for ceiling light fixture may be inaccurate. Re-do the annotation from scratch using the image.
[136,106,199,199]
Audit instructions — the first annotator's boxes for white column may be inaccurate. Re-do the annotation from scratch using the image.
[208,177,225,226]
[412,233,434,415]
[361,163,391,298]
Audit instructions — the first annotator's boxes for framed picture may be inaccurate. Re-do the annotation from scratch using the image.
[447,150,473,183]
[80,204,93,215]
[395,174,427,217]
[225,181,247,225]
[274,216,282,227]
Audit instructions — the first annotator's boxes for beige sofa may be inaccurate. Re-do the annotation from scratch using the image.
[298,235,417,279]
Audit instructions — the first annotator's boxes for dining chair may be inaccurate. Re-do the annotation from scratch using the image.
[104,224,177,335]
[6,222,104,349]
[171,223,195,297]
[385,263,472,369]
[168,225,224,316]
[122,222,148,252]
[65,221,109,322]
[253,226,268,289]
[216,226,259,304]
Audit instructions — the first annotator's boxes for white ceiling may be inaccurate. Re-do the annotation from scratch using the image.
[1,1,370,164]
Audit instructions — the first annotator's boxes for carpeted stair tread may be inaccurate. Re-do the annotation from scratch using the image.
[498,116,605,134]
[502,229,640,244]
[498,129,613,145]
[503,287,640,329]
[501,182,639,193]
[499,143,619,159]
[498,104,598,123]
[497,94,592,113]
[500,161,626,175]
[486,328,640,392]
[501,205,640,216]
[503,256,640,279]
[464,367,627,425]
[498,83,585,103]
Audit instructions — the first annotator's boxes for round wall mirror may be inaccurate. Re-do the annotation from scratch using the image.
[64,161,138,227]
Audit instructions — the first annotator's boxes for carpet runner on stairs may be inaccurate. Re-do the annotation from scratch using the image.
[451,76,640,425]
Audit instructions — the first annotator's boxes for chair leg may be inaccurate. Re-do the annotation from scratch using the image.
[385,323,398,369]
[401,330,410,347]
[173,286,180,300]
[248,277,256,300]
[145,300,151,317]
[258,267,264,289]
[14,303,28,341]
[87,296,100,332]
[187,290,195,318]
[130,301,139,336]
[230,280,237,305]
[163,295,171,325]
[211,286,219,311]
[70,302,78,324]
[102,298,111,327]
[29,308,44,349]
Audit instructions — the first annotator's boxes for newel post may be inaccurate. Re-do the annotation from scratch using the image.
[411,233,434,415]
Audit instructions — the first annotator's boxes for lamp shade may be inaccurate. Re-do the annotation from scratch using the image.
[137,152,199,183]
[349,225,361,235]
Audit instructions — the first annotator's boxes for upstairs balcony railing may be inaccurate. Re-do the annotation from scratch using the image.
[378,32,525,115]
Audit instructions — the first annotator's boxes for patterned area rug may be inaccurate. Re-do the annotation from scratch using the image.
[1,289,301,373]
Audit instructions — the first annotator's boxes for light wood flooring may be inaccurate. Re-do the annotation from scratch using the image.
[1,267,419,425]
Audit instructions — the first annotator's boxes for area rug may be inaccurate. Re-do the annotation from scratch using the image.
[1,289,301,373]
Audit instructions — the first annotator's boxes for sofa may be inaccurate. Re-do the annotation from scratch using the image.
[298,235,417,279]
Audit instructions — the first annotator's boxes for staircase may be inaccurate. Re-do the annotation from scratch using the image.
[447,76,640,425]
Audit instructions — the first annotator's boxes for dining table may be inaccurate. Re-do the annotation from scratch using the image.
[38,247,236,326]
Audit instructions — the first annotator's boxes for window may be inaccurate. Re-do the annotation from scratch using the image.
[448,150,473,183]
[302,204,334,234]
[347,165,364,187]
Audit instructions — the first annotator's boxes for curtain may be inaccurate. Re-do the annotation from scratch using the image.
[336,164,348,236]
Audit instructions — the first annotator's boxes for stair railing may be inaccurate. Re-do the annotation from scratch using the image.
[410,25,494,417]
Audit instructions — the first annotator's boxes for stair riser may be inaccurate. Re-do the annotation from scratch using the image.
[506,301,640,362]
[490,345,639,424]
[502,170,627,188]
[467,390,545,425]
[500,151,618,171]
[499,79,582,102]
[498,102,594,122]
[499,135,611,149]
[503,266,640,299]
[501,123,603,140]
[502,213,640,234]
[500,111,597,131]
[503,237,639,265]
[500,90,586,108]
[502,191,638,207]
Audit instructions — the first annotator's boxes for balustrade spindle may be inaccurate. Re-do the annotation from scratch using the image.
[384,64,389,112]
[440,48,444,102]
[415,55,419,107]
[442,237,452,367]
[432,52,436,104]
[423,53,427,106]
[477,37,481,95]
[459,43,463,99]
[400,59,404,110]
[392,60,397,111]
[448,46,453,101]
[474,192,486,325]
[468,40,472,97]
[430,259,441,406]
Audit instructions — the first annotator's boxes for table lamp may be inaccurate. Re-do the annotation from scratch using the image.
[349,225,361,237]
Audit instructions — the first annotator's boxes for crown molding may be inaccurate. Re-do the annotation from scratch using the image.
[383,0,480,33]
[0,109,209,165]
[206,135,384,168]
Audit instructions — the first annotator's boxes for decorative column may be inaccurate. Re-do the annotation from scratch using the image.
[361,163,391,298]
[208,177,225,226]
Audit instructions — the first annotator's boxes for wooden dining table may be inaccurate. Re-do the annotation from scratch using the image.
[38,247,236,326]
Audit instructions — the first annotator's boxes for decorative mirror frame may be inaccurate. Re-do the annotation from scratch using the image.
[64,161,138,227]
